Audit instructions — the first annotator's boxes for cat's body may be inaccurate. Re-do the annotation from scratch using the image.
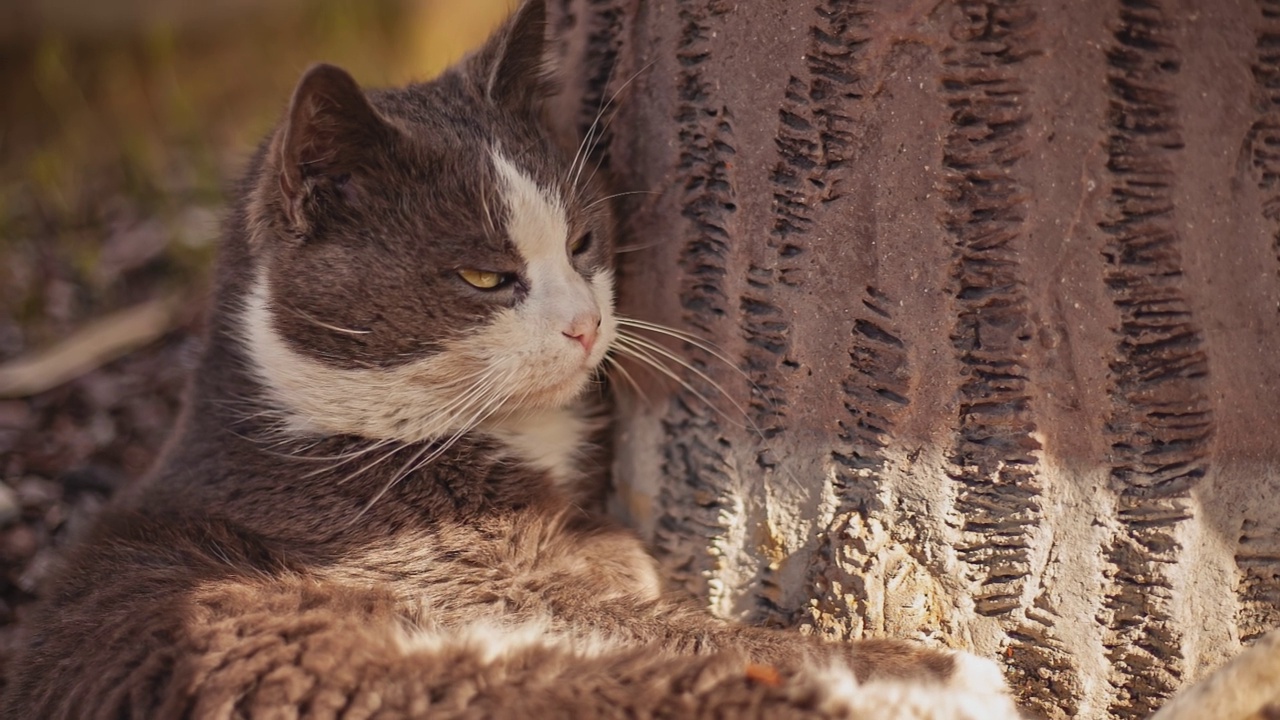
[4,3,1021,717]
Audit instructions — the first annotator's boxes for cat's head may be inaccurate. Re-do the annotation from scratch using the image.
[238,0,615,442]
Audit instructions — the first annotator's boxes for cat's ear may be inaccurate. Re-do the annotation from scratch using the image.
[276,64,391,232]
[483,0,556,111]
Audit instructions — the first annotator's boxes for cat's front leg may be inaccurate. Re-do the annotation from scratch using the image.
[400,617,1019,720]
[539,596,1021,716]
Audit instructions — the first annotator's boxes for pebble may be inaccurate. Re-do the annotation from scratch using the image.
[16,549,54,593]
[43,503,65,531]
[0,402,30,429]
[1,525,37,562]
[14,477,60,509]
[62,494,104,542]
[0,483,17,527]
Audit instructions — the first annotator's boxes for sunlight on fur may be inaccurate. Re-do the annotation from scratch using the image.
[1,1,1025,717]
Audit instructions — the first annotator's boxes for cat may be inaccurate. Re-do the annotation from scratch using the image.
[3,1,1022,717]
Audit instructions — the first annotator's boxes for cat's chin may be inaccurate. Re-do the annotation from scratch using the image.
[509,367,599,413]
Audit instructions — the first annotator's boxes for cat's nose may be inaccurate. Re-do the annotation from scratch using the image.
[563,312,601,354]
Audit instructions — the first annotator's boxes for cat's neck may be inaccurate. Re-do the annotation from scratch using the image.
[141,309,596,530]
[478,405,601,489]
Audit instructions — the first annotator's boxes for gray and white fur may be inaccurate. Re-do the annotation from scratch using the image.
[3,2,1022,718]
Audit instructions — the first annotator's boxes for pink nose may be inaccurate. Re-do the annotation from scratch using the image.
[563,313,601,354]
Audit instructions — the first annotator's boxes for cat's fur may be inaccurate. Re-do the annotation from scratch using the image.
[3,2,1022,717]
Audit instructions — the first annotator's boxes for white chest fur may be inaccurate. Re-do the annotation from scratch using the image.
[481,406,597,488]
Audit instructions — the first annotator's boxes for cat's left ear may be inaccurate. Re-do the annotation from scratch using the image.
[276,64,394,235]
[483,0,556,111]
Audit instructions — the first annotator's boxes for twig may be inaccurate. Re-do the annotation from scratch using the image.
[0,293,188,398]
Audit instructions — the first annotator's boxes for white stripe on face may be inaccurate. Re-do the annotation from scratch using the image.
[491,149,569,265]
[490,148,601,349]
[235,149,616,449]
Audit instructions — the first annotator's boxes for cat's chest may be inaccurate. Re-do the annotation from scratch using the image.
[479,405,596,489]
[319,509,661,626]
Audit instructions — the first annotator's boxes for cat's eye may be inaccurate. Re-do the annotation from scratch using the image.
[458,268,512,290]
[570,231,592,256]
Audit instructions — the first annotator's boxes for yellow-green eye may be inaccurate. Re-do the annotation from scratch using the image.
[570,231,592,255]
[458,269,508,289]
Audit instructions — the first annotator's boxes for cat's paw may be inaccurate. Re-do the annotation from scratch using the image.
[810,651,1022,720]
[941,650,1023,717]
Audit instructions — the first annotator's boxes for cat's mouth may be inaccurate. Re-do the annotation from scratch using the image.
[523,359,600,407]
[516,342,612,408]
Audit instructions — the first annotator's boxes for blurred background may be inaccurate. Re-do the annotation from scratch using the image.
[0,0,509,686]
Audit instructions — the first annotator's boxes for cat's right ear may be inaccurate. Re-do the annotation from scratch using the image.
[484,0,555,112]
[275,64,391,235]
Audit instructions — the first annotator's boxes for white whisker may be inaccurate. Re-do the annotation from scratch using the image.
[584,190,660,212]
[573,61,654,205]
[616,318,755,388]
[614,334,745,410]
[604,354,650,406]
[328,441,410,484]
[614,241,660,254]
[612,324,796,484]
[568,60,657,203]
[347,364,518,521]
[281,304,370,335]
[611,337,753,433]
[480,188,499,237]
[291,437,396,468]
[568,70,617,197]
[348,442,435,524]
